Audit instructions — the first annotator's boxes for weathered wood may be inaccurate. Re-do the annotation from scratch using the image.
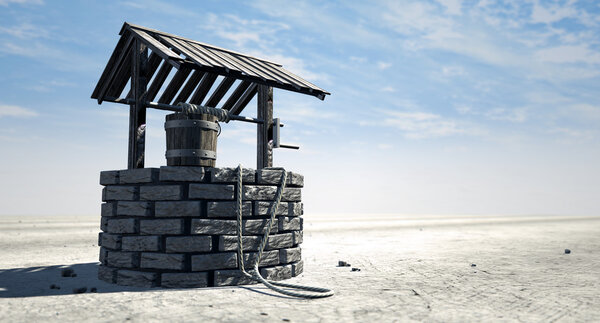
[160,36,214,66]
[127,27,182,67]
[230,83,257,116]
[189,73,218,105]
[128,39,148,169]
[125,51,162,99]
[107,49,133,98]
[173,70,205,104]
[221,80,251,111]
[92,30,132,100]
[237,56,288,85]
[205,77,235,107]
[158,67,191,104]
[145,60,173,102]
[165,113,218,167]
[257,85,273,169]
[96,33,135,103]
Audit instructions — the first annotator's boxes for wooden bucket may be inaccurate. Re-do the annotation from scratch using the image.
[165,112,218,167]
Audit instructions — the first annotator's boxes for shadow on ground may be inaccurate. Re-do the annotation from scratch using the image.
[0,263,153,298]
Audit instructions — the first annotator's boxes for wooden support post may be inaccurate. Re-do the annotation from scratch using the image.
[257,85,273,169]
[127,39,148,169]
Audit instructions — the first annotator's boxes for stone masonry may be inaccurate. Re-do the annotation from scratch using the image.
[98,166,304,288]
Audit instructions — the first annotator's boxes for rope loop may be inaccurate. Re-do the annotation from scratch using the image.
[177,102,230,123]
[235,165,334,299]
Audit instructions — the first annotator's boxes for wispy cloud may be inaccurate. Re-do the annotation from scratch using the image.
[120,0,198,17]
[0,104,38,118]
[0,23,49,39]
[377,61,392,70]
[0,0,43,6]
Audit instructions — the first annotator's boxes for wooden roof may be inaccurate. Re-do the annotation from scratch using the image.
[91,22,329,114]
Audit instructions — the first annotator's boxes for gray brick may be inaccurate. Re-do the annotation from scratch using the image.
[100,217,108,232]
[210,167,255,183]
[256,169,303,187]
[106,218,137,234]
[99,232,122,249]
[289,172,304,187]
[219,233,293,252]
[101,202,116,217]
[121,236,161,251]
[278,217,302,231]
[214,269,258,286]
[162,273,208,288]
[99,247,108,264]
[207,201,251,218]
[243,219,278,235]
[243,250,280,267]
[98,265,116,283]
[140,185,182,201]
[293,231,303,245]
[106,251,139,268]
[266,233,294,249]
[103,186,138,201]
[166,236,212,253]
[191,252,237,271]
[117,270,157,287]
[279,247,301,264]
[140,253,185,270]
[260,264,292,281]
[243,186,301,201]
[292,260,304,277]
[191,219,235,234]
[140,219,183,235]
[119,168,158,184]
[159,166,205,182]
[254,201,288,216]
[155,201,201,217]
[189,184,234,200]
[100,170,119,185]
[116,201,152,216]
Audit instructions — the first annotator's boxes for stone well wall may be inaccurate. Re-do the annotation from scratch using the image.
[97,166,304,288]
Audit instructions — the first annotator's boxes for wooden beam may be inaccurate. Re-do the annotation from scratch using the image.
[189,73,218,105]
[92,30,132,100]
[125,51,162,99]
[229,83,257,116]
[257,85,273,169]
[205,77,235,107]
[127,27,182,67]
[128,39,148,169]
[106,49,133,98]
[145,60,173,102]
[158,66,191,104]
[173,70,205,104]
[96,33,135,103]
[221,80,251,111]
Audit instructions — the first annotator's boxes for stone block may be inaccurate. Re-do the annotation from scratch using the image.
[103,186,138,201]
[243,186,301,202]
[219,233,293,252]
[140,185,182,201]
[189,184,234,200]
[155,201,201,217]
[101,202,116,217]
[289,172,304,187]
[254,201,288,216]
[100,170,119,185]
[119,168,158,184]
[191,252,237,271]
[243,219,278,235]
[116,201,152,216]
[100,217,108,232]
[243,250,280,267]
[99,232,122,249]
[206,201,251,218]
[106,251,139,268]
[279,247,301,264]
[140,253,185,270]
[99,247,108,264]
[293,231,303,245]
[98,265,116,283]
[256,169,303,187]
[210,167,255,183]
[214,269,258,286]
[292,260,304,276]
[278,217,302,231]
[191,219,235,235]
[159,166,205,182]
[260,264,292,281]
[166,236,212,253]
[121,236,161,252]
[162,273,208,288]
[117,270,158,287]
[266,233,294,250]
[140,219,184,235]
[106,218,137,234]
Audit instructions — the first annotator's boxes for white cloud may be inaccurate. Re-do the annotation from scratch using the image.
[377,61,392,70]
[381,86,395,93]
[120,0,197,17]
[0,23,49,39]
[485,108,527,123]
[530,0,578,24]
[0,0,43,6]
[437,0,462,15]
[375,109,483,139]
[535,45,600,64]
[0,105,38,118]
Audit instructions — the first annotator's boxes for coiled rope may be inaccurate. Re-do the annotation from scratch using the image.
[177,102,230,123]
[235,165,334,299]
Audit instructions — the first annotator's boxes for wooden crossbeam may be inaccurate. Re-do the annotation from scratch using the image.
[145,60,173,102]
[173,70,205,105]
[189,73,218,105]
[125,51,162,98]
[106,49,133,98]
[95,33,134,103]
[230,83,257,116]
[205,77,235,107]
[221,80,251,111]
[158,66,191,104]
[128,39,148,169]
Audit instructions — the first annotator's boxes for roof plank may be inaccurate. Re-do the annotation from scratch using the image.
[221,80,252,111]
[189,73,218,105]
[230,83,258,116]
[106,48,133,98]
[158,66,191,104]
[92,30,133,100]
[145,60,173,102]
[127,27,182,67]
[95,33,135,103]
[205,77,236,107]
[173,70,205,105]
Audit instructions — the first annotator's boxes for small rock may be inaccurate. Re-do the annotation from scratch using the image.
[351,268,361,272]
[72,287,87,294]
[471,264,476,267]
[282,319,290,322]
[90,287,97,293]
[260,313,268,316]
[338,260,351,267]
[564,249,571,254]
[61,268,75,277]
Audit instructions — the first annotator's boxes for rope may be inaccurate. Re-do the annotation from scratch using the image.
[177,102,230,123]
[235,165,334,299]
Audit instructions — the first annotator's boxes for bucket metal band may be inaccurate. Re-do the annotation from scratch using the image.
[166,149,217,159]
[164,119,219,132]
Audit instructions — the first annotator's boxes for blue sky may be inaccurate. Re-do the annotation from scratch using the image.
[1,0,599,216]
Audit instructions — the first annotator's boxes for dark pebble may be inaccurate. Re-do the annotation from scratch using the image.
[282,319,290,322]
[351,268,361,272]
[61,268,75,277]
[338,260,351,267]
[564,249,571,254]
[471,264,477,267]
[72,287,87,294]
[260,313,268,316]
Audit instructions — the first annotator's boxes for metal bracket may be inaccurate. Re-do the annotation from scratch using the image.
[165,149,217,159]
[272,118,300,150]
[164,119,219,131]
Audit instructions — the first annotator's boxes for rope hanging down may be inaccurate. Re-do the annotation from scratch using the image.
[235,165,334,299]
[177,102,231,123]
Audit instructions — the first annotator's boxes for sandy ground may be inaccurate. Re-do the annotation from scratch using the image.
[1,214,599,322]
